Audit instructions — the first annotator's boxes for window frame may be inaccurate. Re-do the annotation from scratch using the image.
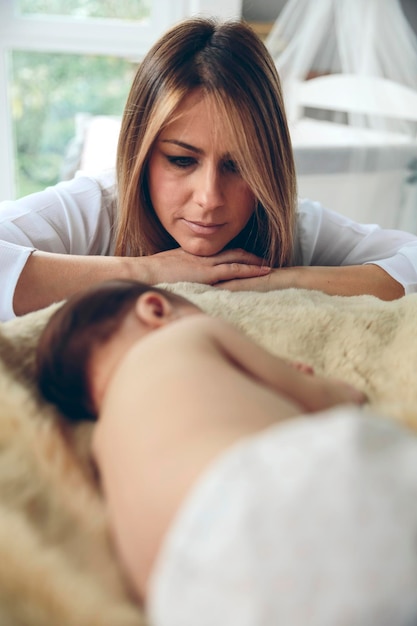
[0,0,242,200]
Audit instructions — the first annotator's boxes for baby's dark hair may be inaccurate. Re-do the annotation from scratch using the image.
[36,279,184,422]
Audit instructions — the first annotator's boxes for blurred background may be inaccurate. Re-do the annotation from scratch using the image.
[243,0,417,28]
[1,0,416,233]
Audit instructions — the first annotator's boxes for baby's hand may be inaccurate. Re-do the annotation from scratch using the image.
[316,377,367,410]
[291,361,314,376]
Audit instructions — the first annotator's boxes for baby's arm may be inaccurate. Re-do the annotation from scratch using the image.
[206,317,366,411]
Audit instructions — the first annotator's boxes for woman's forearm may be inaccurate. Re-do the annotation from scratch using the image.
[219,263,405,300]
[12,248,271,317]
[290,264,405,300]
[13,251,141,316]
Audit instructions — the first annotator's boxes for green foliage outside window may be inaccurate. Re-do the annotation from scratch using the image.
[12,51,136,196]
[11,0,149,197]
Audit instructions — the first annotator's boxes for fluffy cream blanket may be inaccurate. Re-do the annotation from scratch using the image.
[1,284,417,625]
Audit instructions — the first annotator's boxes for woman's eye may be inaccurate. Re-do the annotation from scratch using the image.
[166,156,196,168]
[223,159,239,174]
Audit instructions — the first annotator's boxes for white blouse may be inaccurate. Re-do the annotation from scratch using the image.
[1,169,417,321]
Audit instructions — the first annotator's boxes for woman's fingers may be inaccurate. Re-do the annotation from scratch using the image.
[216,274,273,291]
[210,248,267,267]
[146,248,270,284]
[211,262,270,283]
[217,268,299,291]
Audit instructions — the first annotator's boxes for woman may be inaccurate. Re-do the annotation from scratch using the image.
[1,17,416,322]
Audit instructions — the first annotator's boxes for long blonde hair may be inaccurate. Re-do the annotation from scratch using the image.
[115,17,297,267]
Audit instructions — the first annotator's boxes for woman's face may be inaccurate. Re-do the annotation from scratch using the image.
[147,91,256,256]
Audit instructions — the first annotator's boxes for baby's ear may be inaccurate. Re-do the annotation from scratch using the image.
[135,291,174,328]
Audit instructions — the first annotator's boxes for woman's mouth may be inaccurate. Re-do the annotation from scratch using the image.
[182,219,225,235]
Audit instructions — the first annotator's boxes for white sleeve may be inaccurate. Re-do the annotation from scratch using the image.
[0,169,117,321]
[295,199,417,294]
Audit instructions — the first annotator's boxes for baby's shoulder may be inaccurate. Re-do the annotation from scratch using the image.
[161,314,234,349]
[169,313,227,335]
[144,316,232,364]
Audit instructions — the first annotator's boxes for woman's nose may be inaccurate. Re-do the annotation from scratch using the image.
[194,165,224,211]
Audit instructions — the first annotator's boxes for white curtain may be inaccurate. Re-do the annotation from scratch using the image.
[267,0,417,92]
[266,0,417,231]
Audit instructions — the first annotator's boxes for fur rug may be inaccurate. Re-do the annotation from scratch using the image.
[1,284,417,625]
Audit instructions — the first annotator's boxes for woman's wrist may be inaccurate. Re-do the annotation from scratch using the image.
[121,255,154,284]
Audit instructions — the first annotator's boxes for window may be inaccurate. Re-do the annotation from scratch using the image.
[17,0,152,20]
[0,0,242,200]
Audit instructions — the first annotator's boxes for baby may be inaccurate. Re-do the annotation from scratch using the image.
[36,280,366,609]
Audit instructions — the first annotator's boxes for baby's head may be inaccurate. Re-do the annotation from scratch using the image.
[36,280,199,422]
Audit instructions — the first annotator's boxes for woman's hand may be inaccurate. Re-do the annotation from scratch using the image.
[138,248,271,285]
[217,267,297,292]
[13,248,269,317]
[13,251,403,319]
[217,264,405,301]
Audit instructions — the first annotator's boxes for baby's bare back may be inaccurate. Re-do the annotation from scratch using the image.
[93,315,302,597]
[113,315,302,446]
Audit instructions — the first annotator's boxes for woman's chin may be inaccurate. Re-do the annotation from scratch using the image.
[180,241,224,257]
